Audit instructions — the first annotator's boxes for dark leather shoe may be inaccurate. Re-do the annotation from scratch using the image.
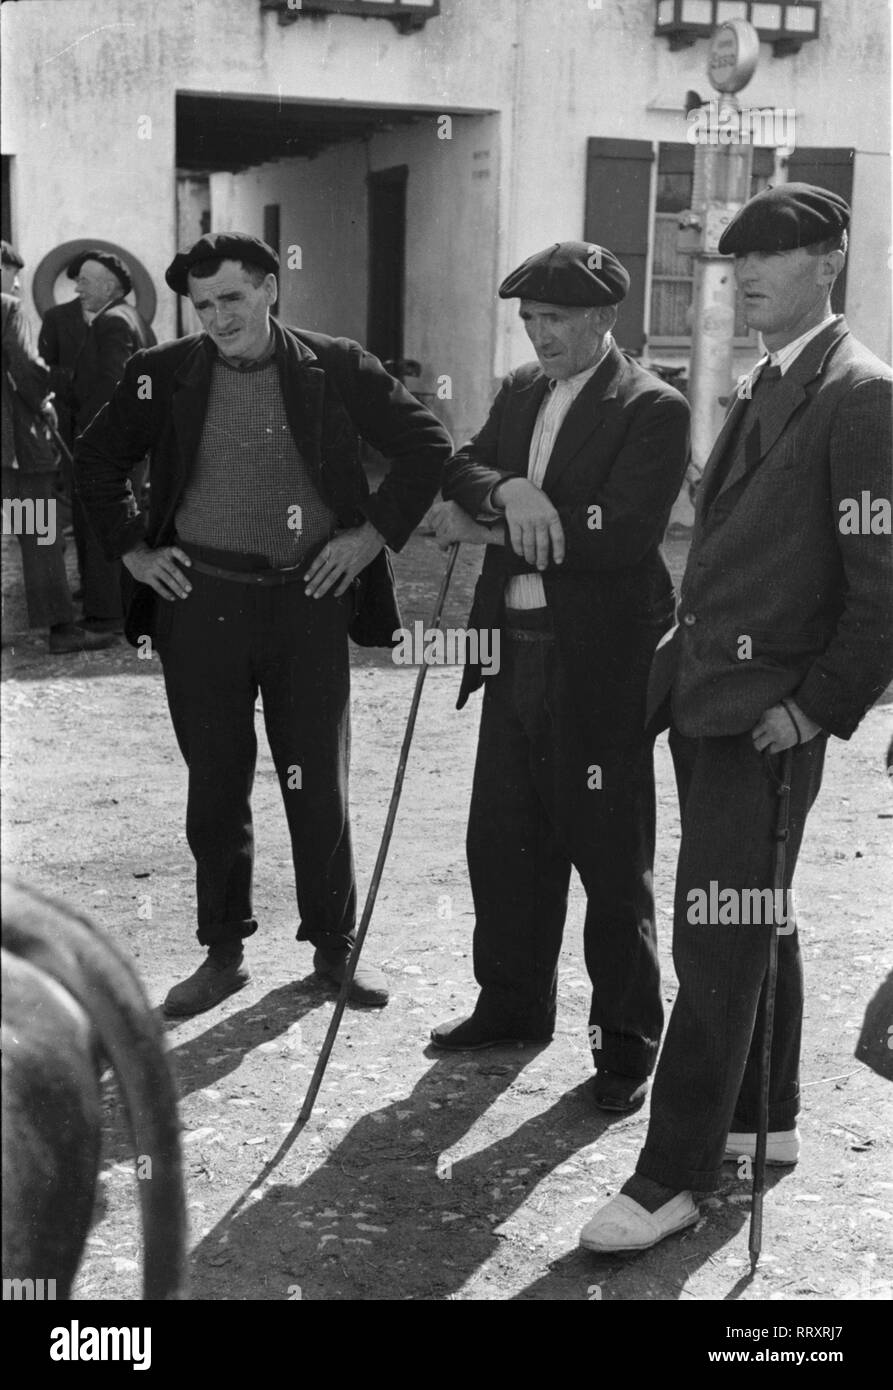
[48,625,116,654]
[591,1069,648,1114]
[430,1014,553,1050]
[163,948,249,1018]
[80,616,125,634]
[313,947,389,1007]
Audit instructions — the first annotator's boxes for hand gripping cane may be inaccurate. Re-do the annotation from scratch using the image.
[299,542,461,1123]
[749,746,794,1273]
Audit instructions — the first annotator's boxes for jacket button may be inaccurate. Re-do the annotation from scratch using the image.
[683,613,696,626]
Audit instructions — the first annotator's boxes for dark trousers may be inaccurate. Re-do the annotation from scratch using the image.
[2,467,74,630]
[156,569,356,953]
[636,725,827,1193]
[73,459,146,620]
[466,627,663,1079]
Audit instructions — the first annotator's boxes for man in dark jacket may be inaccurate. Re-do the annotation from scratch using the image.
[75,232,451,1015]
[427,242,690,1113]
[581,185,893,1253]
[1,241,112,654]
[66,250,155,632]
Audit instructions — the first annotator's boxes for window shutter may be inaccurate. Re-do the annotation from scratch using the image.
[584,138,654,354]
[784,147,854,313]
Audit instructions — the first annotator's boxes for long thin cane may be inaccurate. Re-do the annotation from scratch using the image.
[749,746,794,1273]
[299,542,461,1122]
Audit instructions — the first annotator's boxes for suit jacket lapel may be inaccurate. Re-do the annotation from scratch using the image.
[275,322,326,476]
[170,337,215,491]
[541,343,624,492]
[503,372,549,477]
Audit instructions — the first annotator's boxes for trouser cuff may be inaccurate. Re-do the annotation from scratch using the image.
[197,917,258,948]
[636,1145,720,1195]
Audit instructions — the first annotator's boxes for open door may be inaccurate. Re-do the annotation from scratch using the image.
[367,165,411,379]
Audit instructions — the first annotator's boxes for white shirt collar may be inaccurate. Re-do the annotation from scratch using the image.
[766,314,840,376]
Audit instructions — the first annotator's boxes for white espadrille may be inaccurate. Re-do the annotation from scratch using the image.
[723,1127,800,1166]
[579,1191,699,1253]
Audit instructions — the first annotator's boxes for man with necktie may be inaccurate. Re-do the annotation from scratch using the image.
[581,184,893,1252]
[428,241,690,1114]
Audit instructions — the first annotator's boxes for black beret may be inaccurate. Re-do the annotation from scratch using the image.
[66,249,133,295]
[165,233,279,296]
[498,241,629,306]
[1,240,24,269]
[718,182,850,256]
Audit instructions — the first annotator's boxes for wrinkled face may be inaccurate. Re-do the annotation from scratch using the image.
[519,300,611,380]
[1,263,20,294]
[734,246,840,349]
[188,261,277,361]
[75,260,122,314]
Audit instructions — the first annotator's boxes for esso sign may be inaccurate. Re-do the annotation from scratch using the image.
[707,19,760,94]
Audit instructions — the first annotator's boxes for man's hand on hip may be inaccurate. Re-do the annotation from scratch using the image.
[304,521,385,599]
[751,700,822,755]
[493,477,565,571]
[122,542,192,601]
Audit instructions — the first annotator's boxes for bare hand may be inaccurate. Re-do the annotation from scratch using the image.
[304,521,385,599]
[493,477,565,570]
[751,701,821,755]
[429,500,500,550]
[41,400,58,432]
[122,542,192,601]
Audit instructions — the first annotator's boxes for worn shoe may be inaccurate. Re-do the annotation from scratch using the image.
[579,1191,699,1254]
[313,946,389,1007]
[430,1014,553,1050]
[163,947,250,1018]
[724,1127,800,1166]
[591,1069,649,1114]
[48,624,116,654]
[80,616,125,634]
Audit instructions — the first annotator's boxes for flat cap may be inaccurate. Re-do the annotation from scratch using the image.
[67,249,133,294]
[718,182,850,256]
[165,232,280,296]
[498,240,629,306]
[1,240,24,269]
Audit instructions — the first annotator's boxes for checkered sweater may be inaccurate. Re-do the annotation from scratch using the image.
[174,357,334,566]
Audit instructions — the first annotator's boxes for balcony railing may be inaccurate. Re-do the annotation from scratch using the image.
[654,1,820,56]
[260,0,440,33]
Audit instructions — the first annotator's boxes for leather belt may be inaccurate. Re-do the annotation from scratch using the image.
[504,607,554,642]
[187,556,306,586]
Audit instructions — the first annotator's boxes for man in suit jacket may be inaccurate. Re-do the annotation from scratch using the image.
[75,232,451,1016]
[427,242,690,1113]
[1,242,113,655]
[38,292,88,452]
[581,185,893,1253]
[66,250,156,632]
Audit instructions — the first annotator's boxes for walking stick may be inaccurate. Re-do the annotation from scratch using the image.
[299,542,461,1122]
[749,746,794,1274]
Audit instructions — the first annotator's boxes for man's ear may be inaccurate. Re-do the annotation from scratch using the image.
[818,247,845,289]
[263,273,278,306]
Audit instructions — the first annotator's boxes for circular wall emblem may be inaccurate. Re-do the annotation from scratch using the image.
[31,239,157,324]
[707,19,760,95]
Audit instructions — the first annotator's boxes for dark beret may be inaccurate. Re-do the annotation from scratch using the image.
[66,249,133,294]
[498,240,629,306]
[165,233,280,296]
[718,182,850,256]
[1,240,24,269]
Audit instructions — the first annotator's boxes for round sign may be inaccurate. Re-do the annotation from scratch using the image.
[707,19,760,95]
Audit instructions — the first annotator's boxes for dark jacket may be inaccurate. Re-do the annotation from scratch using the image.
[72,298,156,434]
[648,319,893,741]
[74,319,453,647]
[38,297,89,447]
[1,293,57,473]
[442,342,690,740]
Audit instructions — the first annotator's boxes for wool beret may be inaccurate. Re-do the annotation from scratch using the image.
[498,241,629,306]
[1,240,24,270]
[66,249,134,294]
[165,233,280,296]
[718,182,850,256]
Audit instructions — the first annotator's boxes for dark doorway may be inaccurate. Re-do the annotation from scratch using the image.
[367,165,408,377]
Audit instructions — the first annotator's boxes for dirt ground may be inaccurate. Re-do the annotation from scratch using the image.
[2,528,892,1303]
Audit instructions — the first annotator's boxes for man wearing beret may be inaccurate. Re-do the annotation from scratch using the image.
[581,184,893,1252]
[75,232,451,1014]
[64,250,156,633]
[428,241,690,1113]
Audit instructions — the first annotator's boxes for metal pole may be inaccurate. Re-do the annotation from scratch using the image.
[299,542,461,1122]
[749,746,794,1273]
